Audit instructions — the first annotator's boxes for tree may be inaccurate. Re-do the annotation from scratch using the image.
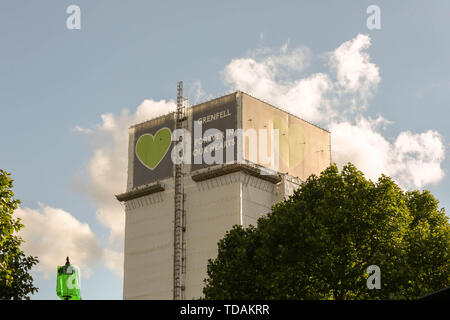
[202,163,450,299]
[0,170,38,299]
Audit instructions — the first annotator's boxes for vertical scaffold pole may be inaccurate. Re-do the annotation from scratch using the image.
[173,81,186,300]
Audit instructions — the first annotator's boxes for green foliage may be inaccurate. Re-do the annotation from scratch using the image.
[0,169,38,300]
[202,163,450,299]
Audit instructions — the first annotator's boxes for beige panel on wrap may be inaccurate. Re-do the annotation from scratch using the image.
[241,93,330,181]
[123,187,174,300]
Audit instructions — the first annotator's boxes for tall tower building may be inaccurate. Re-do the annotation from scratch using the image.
[116,90,331,299]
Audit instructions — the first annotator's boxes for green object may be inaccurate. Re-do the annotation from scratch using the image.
[0,169,39,300]
[0,169,38,300]
[136,128,172,170]
[56,257,81,300]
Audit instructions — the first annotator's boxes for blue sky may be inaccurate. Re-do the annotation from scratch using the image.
[1,1,449,299]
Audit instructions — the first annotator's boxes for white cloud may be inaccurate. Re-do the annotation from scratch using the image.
[330,120,445,188]
[223,45,331,123]
[329,118,391,182]
[134,99,176,122]
[74,125,93,134]
[330,34,380,94]
[103,249,124,277]
[188,80,213,105]
[223,33,445,189]
[16,203,129,279]
[223,34,382,122]
[15,204,103,279]
[391,130,445,188]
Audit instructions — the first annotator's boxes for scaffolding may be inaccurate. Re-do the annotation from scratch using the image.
[173,81,187,300]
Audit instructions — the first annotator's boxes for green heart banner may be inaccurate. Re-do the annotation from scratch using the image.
[135,127,172,170]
